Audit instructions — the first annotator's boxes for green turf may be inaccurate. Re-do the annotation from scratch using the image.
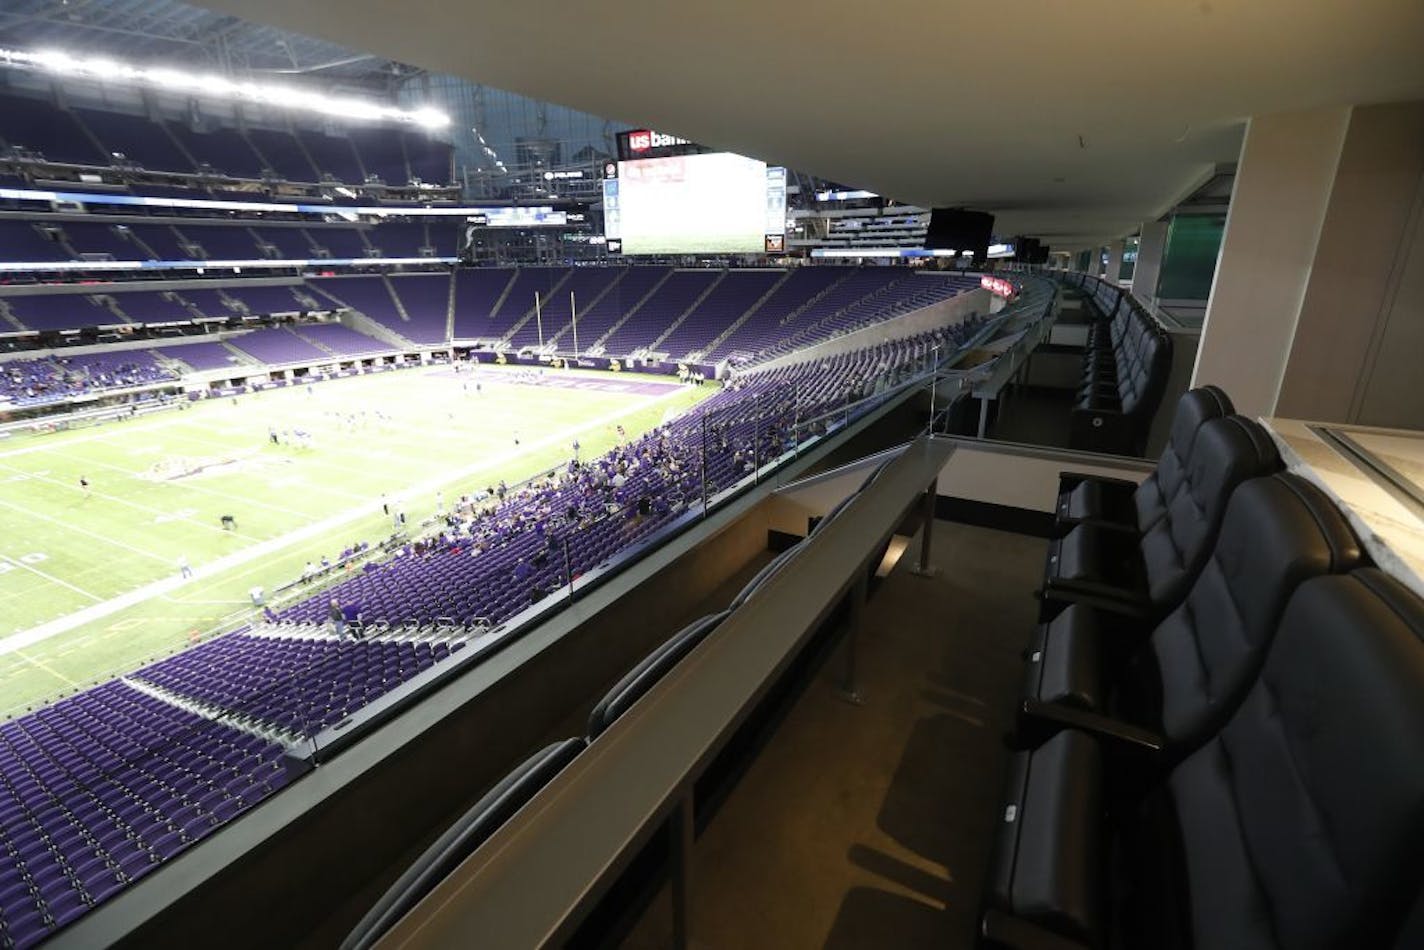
[0,365,713,717]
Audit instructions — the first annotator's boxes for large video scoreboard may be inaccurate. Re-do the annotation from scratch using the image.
[602,130,786,255]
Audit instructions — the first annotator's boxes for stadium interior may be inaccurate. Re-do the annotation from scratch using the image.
[0,1,1421,948]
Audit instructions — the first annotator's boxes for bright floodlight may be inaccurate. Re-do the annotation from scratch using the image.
[0,46,450,129]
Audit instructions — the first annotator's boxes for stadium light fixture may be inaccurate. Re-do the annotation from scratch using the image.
[0,47,450,129]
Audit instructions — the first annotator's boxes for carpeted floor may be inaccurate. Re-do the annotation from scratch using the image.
[619,520,1046,949]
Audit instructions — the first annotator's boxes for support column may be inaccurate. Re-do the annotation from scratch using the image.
[1131,220,1168,301]
[1194,100,1424,427]
[1190,105,1351,417]
[1273,100,1424,428]
[1103,241,1125,285]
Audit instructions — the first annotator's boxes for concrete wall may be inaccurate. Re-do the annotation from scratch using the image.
[1275,100,1424,428]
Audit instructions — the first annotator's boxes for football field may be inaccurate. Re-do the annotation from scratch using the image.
[0,364,712,716]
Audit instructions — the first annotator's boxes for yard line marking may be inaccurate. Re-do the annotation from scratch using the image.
[0,555,102,603]
[0,385,687,656]
[51,441,332,520]
[0,459,264,542]
[0,493,172,565]
[12,650,80,688]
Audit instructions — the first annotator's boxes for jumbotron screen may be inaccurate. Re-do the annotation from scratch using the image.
[603,150,786,255]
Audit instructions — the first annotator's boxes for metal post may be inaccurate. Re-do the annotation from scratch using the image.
[570,290,579,360]
[977,396,990,438]
[753,408,761,485]
[838,573,868,705]
[911,481,939,578]
[563,536,574,601]
[792,381,800,456]
[535,292,544,350]
[927,373,937,436]
[669,790,695,950]
[700,411,709,517]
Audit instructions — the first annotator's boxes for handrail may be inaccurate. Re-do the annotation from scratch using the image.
[373,433,958,948]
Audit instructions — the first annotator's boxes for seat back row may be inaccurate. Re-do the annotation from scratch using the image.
[985,386,1424,949]
[1067,278,1172,456]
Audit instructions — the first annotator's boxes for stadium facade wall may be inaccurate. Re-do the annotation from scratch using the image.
[751,284,991,374]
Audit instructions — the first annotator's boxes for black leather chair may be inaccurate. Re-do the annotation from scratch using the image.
[1069,299,1172,456]
[1021,473,1363,764]
[1041,416,1281,622]
[1054,386,1234,537]
[984,568,1424,950]
[341,737,586,950]
[587,612,729,740]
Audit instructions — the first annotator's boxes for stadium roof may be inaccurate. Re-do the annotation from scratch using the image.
[185,0,1424,246]
[0,0,422,91]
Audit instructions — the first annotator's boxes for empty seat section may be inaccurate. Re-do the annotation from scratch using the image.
[163,122,266,178]
[227,328,327,364]
[451,268,517,339]
[252,227,316,260]
[312,275,420,340]
[152,341,241,371]
[485,267,565,338]
[291,323,390,357]
[173,225,264,261]
[425,220,460,258]
[307,228,370,260]
[601,269,718,355]
[0,680,300,950]
[706,266,849,361]
[367,222,427,258]
[383,274,451,344]
[0,93,107,165]
[123,224,192,262]
[402,132,453,185]
[221,285,304,315]
[296,129,365,183]
[507,267,623,348]
[565,266,669,344]
[347,126,409,184]
[5,295,116,332]
[0,221,71,262]
[244,127,318,182]
[658,270,782,359]
[60,222,141,259]
[72,107,191,173]
[175,289,237,319]
[106,291,194,324]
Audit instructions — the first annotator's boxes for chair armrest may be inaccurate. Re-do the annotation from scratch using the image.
[1054,515,1138,535]
[1056,472,1139,491]
[981,909,1093,950]
[1039,579,1151,621]
[1019,699,1164,755]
